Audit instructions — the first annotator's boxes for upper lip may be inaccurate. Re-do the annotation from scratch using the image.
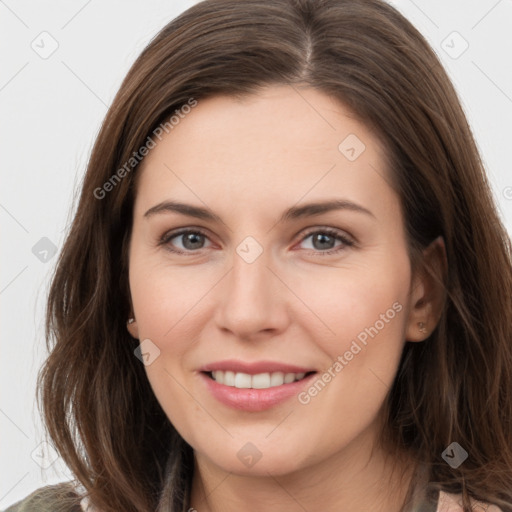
[199,359,316,375]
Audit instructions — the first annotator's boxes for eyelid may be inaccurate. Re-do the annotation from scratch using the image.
[297,226,355,244]
[294,226,355,255]
[159,226,213,250]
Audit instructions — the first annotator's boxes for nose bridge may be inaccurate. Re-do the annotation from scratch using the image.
[232,240,269,300]
[214,235,286,336]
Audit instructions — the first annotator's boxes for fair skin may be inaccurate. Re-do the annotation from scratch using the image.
[127,85,446,512]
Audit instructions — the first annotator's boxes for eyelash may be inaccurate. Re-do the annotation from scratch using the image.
[159,227,355,256]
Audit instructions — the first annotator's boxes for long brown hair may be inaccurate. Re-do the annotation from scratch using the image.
[37,0,512,511]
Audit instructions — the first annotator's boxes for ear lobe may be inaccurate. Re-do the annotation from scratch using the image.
[405,236,447,342]
[127,317,139,339]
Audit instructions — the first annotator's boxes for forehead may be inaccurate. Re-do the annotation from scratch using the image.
[133,85,396,223]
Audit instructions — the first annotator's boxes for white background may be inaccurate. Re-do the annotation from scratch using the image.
[1,0,511,508]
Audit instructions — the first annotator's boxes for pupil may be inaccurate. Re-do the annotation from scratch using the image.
[314,233,333,250]
[184,233,203,249]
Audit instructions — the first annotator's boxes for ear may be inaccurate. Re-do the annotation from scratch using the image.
[405,236,447,342]
[127,317,140,339]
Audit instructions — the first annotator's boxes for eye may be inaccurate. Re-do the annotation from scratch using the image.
[159,227,354,256]
[160,228,212,254]
[296,227,354,255]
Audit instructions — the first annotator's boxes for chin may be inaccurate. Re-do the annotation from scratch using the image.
[195,440,312,477]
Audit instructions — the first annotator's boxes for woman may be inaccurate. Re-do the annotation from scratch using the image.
[4,0,512,511]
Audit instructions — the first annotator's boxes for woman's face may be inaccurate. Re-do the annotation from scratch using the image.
[128,85,422,476]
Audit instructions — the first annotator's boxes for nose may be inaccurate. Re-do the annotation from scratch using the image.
[213,243,290,341]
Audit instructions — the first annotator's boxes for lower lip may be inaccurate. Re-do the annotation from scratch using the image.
[199,372,316,412]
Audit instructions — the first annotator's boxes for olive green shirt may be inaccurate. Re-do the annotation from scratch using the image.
[2,482,503,511]
[2,483,83,512]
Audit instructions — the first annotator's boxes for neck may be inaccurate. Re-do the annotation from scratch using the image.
[188,429,418,512]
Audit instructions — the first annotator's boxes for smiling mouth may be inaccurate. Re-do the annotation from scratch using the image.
[203,370,317,389]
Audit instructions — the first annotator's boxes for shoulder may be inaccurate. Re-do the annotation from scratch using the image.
[437,491,504,512]
[2,482,84,512]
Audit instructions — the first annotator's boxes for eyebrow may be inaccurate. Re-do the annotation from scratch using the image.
[143,199,375,223]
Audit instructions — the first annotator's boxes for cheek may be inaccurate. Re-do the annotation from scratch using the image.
[297,254,410,415]
[294,273,408,445]
[129,255,213,340]
[128,258,207,438]
[288,259,410,362]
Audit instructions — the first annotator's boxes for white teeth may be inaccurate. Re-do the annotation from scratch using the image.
[210,371,309,389]
[234,372,252,388]
[270,371,284,386]
[252,373,271,389]
[284,373,296,384]
[224,370,235,386]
